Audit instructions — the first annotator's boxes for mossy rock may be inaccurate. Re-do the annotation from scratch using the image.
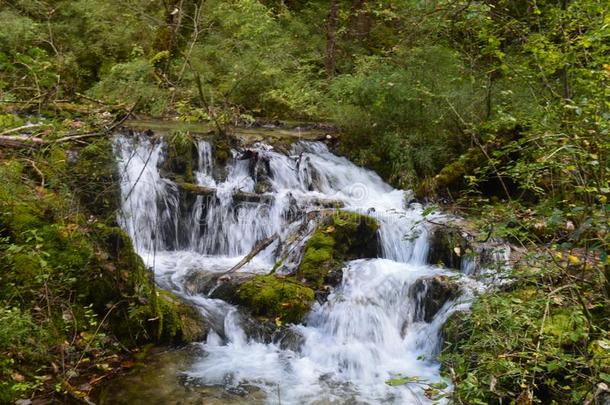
[161,132,197,183]
[69,138,120,219]
[298,211,379,287]
[427,226,471,270]
[237,275,314,324]
[410,275,460,322]
[79,225,204,345]
[155,290,207,343]
[213,134,232,171]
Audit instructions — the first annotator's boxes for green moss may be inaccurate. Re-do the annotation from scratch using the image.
[84,224,205,345]
[237,275,314,324]
[162,131,196,183]
[155,290,206,343]
[441,281,600,404]
[0,150,203,356]
[70,138,120,219]
[213,135,231,166]
[299,232,336,287]
[298,211,379,287]
[543,310,589,346]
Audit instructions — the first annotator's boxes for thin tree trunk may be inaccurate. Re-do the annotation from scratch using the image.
[561,0,571,100]
[347,0,369,40]
[325,0,339,78]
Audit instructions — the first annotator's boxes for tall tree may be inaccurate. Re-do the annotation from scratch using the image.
[325,0,339,77]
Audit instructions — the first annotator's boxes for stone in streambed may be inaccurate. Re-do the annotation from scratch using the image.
[236,275,315,324]
[427,226,471,271]
[298,211,380,289]
[184,271,314,325]
[410,275,460,323]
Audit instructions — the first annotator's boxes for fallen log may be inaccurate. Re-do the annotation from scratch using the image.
[176,182,345,209]
[0,123,46,137]
[0,99,139,148]
[52,99,139,143]
[0,134,45,148]
[225,234,279,274]
[177,182,275,204]
[233,190,274,204]
[177,183,216,196]
[306,197,344,209]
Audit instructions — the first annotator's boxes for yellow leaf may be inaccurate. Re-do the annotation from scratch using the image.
[323,226,335,233]
[568,255,581,265]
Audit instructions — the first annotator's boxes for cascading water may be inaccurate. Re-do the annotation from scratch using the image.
[113,132,497,404]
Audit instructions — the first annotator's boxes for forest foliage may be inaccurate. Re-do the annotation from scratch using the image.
[0,0,608,403]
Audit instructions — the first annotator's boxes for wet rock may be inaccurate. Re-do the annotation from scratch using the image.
[426,220,511,276]
[427,226,471,270]
[183,271,253,302]
[410,275,460,323]
[272,327,305,351]
[478,243,511,271]
[184,271,314,325]
[239,312,277,342]
[236,275,315,324]
[240,320,305,351]
[242,149,273,192]
[157,290,208,343]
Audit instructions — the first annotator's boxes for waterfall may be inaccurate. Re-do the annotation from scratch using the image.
[114,133,498,404]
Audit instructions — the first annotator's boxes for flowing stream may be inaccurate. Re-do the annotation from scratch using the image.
[112,132,493,404]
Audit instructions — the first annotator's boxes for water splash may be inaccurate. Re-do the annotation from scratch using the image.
[114,133,498,404]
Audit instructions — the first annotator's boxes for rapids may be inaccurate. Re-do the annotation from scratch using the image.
[113,133,493,404]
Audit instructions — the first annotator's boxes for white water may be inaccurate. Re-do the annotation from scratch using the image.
[114,133,486,404]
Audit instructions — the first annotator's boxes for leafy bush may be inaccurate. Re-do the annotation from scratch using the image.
[90,58,169,115]
[442,259,610,404]
[329,46,483,187]
[183,0,326,119]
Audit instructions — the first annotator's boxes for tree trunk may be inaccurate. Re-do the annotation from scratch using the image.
[561,0,571,100]
[325,0,339,78]
[347,0,370,40]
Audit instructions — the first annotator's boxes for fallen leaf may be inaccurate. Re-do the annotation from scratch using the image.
[568,255,581,265]
[12,373,25,382]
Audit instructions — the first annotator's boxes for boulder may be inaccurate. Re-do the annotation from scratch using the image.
[297,211,380,289]
[427,226,471,271]
[155,290,208,343]
[236,275,315,324]
[183,270,254,303]
[184,271,314,325]
[410,275,460,323]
